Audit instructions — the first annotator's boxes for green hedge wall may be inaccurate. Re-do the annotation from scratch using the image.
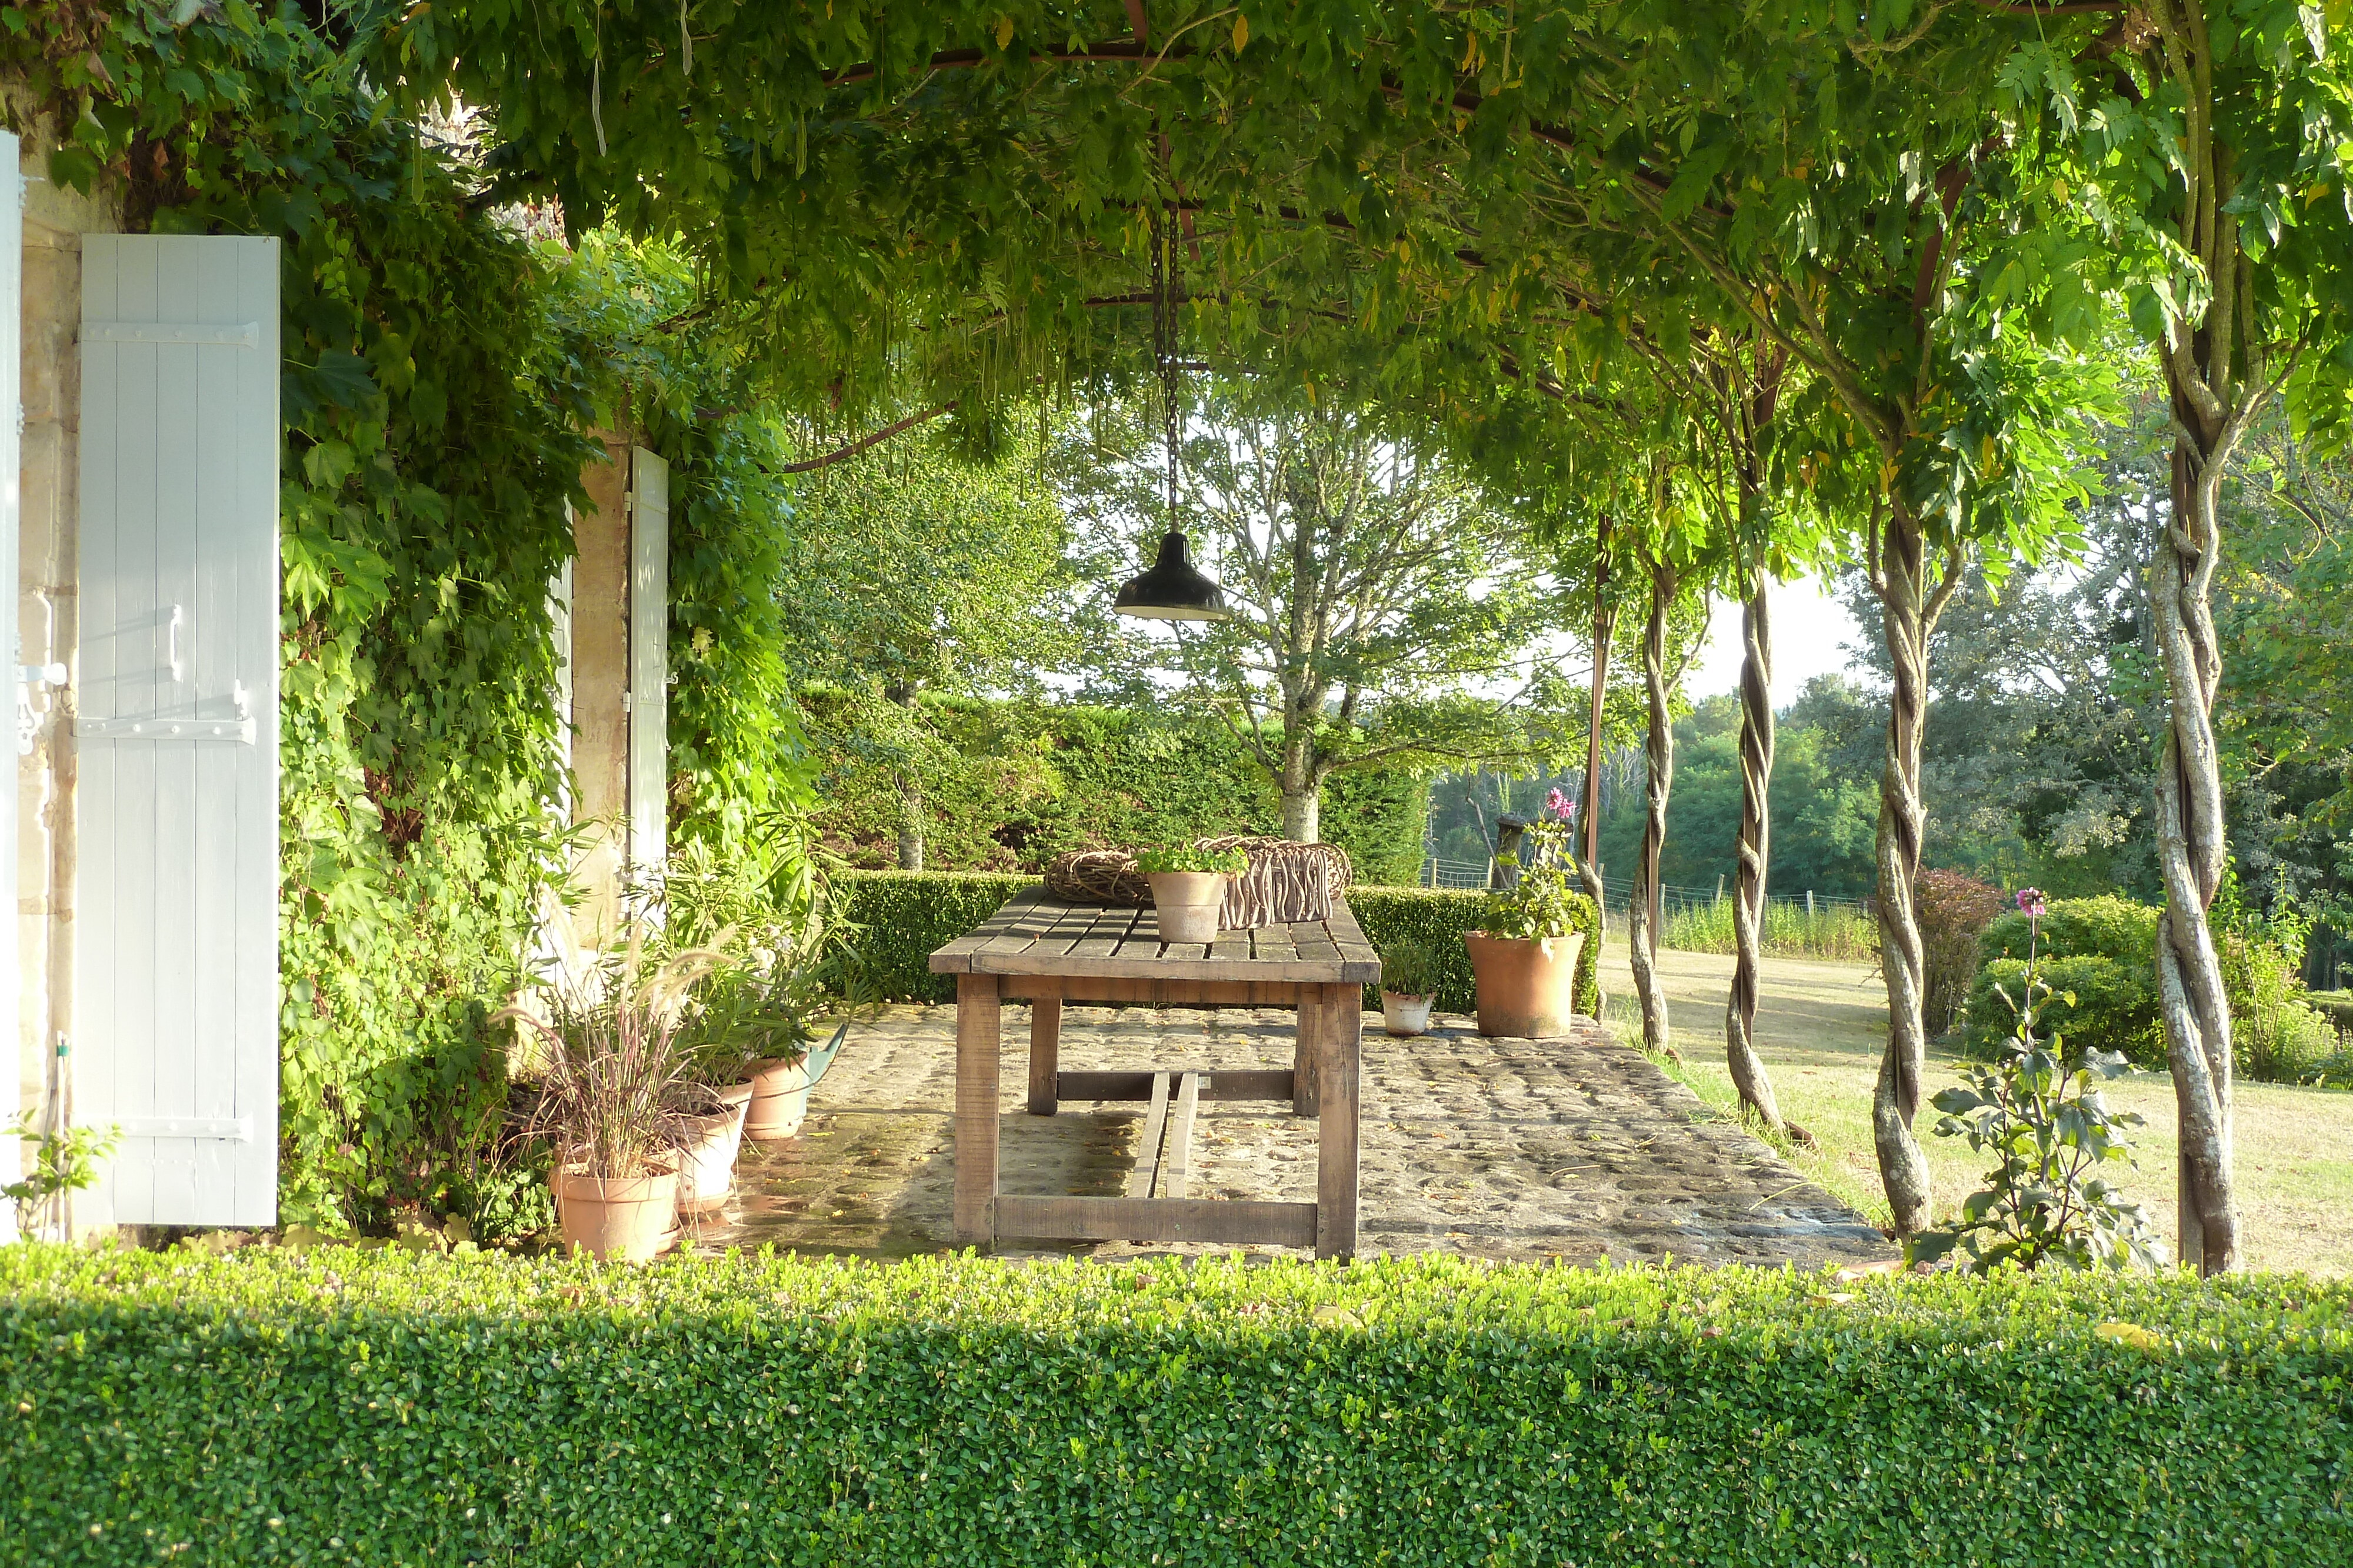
[831,872,1602,1019]
[4,1246,2349,1567]
[803,695,1431,886]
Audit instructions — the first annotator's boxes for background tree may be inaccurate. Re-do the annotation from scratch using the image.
[781,425,1079,869]
[1061,391,1585,843]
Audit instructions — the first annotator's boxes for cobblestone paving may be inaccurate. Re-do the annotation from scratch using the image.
[691,1004,1892,1267]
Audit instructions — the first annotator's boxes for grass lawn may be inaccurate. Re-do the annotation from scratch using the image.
[1597,940,2353,1277]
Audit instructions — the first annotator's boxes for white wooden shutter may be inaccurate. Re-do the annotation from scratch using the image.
[0,130,21,1237]
[627,448,668,875]
[76,235,280,1228]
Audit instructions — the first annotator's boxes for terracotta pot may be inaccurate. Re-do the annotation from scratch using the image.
[1464,931,1587,1039]
[1146,871,1229,945]
[675,1083,753,1216]
[1380,992,1435,1037]
[744,1055,812,1142]
[555,1162,679,1262]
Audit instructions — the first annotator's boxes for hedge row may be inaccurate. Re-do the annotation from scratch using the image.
[4,1245,2348,1566]
[828,871,1601,1018]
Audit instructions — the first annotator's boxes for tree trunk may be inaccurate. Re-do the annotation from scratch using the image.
[889,680,925,872]
[1869,508,1937,1235]
[1578,519,1614,1018]
[896,774,925,871]
[2154,405,2244,1274]
[2136,4,2249,1273]
[1281,786,1321,844]
[1628,559,1676,1059]
[1725,575,1788,1133]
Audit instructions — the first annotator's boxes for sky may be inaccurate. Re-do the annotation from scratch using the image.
[1685,574,1871,701]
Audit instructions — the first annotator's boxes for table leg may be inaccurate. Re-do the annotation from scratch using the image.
[954,974,1002,1246]
[1027,996,1062,1116]
[1317,984,1361,1260]
[1292,986,1322,1118]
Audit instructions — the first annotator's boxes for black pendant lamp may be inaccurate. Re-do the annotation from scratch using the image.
[1114,196,1227,621]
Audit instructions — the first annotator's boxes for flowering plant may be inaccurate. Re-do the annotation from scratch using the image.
[1542,787,1577,825]
[1905,888,2164,1273]
[1481,820,1585,941]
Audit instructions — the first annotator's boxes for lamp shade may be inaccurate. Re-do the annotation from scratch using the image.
[1113,528,1227,620]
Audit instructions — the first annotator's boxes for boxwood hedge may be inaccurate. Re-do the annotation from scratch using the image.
[2,1246,2347,1566]
[829,872,1602,1019]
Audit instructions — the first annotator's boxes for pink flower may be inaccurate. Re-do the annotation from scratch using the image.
[1544,788,1577,823]
[2015,887,2047,920]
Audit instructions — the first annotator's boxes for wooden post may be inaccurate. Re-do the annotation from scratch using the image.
[953,974,1002,1246]
[1317,984,1361,1260]
[1292,983,1322,1118]
[1026,996,1062,1116]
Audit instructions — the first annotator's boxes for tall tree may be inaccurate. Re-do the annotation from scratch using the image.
[2010,0,2353,1270]
[781,426,1078,869]
[1061,391,1585,842]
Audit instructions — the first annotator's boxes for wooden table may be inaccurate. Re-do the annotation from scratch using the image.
[928,889,1381,1259]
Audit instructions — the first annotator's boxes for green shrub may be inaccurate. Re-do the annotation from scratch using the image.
[1964,895,2346,1080]
[1349,885,1601,1018]
[829,875,1602,1019]
[825,870,1034,1002]
[4,1246,2348,1567]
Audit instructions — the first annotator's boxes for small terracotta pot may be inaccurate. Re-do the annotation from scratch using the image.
[744,1055,812,1142]
[555,1162,679,1262]
[1381,992,1435,1037]
[1146,870,1229,945]
[675,1083,753,1216]
[1464,931,1587,1039]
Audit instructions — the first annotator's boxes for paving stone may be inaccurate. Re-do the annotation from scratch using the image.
[691,1004,1895,1268]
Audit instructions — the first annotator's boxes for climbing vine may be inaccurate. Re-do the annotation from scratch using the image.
[1,2,808,1235]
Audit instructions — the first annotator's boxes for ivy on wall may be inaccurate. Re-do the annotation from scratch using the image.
[1,3,806,1236]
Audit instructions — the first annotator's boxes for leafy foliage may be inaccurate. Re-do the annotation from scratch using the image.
[821,870,1036,1003]
[1134,845,1248,875]
[1912,900,2164,1273]
[802,695,1430,885]
[6,1245,2351,1566]
[1918,870,2017,1038]
[0,7,811,1236]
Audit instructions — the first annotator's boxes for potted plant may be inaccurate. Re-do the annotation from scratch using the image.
[502,920,721,1261]
[1136,843,1249,944]
[652,838,839,1148]
[1378,936,1442,1036]
[1465,822,1587,1038]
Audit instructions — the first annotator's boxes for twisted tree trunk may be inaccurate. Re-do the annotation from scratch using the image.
[2155,393,2248,1274]
[1628,559,1676,1059]
[1725,575,1789,1133]
[889,681,926,871]
[1577,520,1615,1017]
[1867,506,1948,1235]
[2141,1,2252,1274]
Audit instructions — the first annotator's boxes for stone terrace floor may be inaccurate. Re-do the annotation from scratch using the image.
[690,1003,1892,1267]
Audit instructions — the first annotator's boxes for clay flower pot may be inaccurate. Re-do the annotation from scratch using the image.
[1380,992,1436,1037]
[555,1162,679,1262]
[1145,870,1229,945]
[1464,931,1587,1039]
[675,1082,754,1216]
[744,1055,813,1142]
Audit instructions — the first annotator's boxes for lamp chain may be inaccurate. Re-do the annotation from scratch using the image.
[1152,198,1181,528]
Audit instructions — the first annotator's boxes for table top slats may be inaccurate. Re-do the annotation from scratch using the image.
[931,889,1378,982]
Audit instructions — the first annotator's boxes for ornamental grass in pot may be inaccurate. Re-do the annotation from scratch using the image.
[1466,822,1587,1039]
[501,921,722,1262]
[1138,844,1248,945]
[1378,936,1442,1037]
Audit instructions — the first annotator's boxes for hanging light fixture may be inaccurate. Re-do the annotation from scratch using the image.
[1114,194,1227,620]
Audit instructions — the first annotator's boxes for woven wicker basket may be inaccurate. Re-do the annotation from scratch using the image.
[1044,839,1352,929]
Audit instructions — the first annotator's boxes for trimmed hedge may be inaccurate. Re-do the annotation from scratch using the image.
[831,871,1602,1018]
[4,1245,2350,1566]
